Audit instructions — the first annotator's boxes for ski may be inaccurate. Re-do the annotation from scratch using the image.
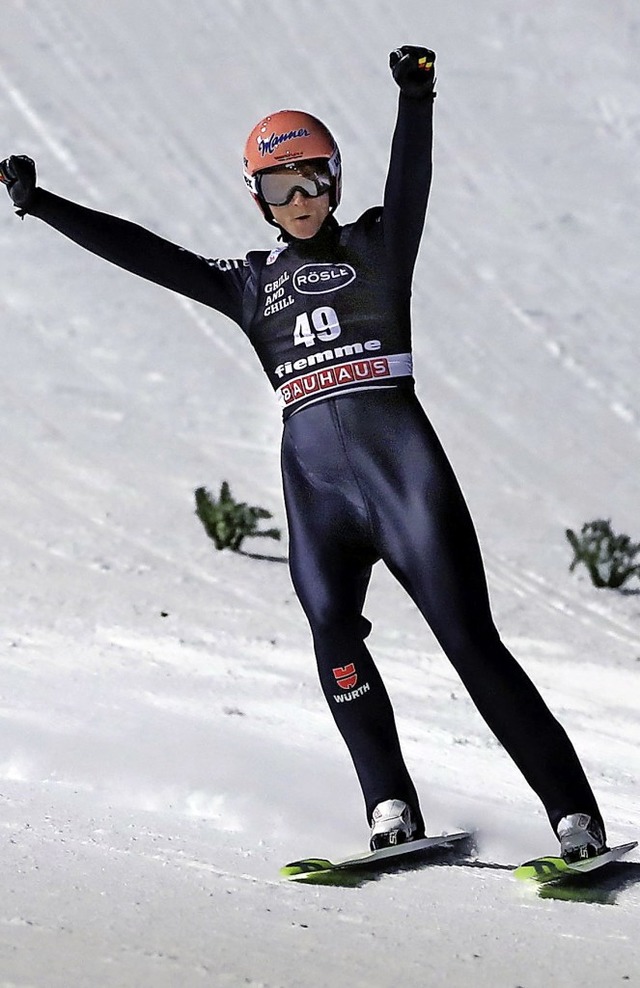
[281,831,473,883]
[514,840,637,883]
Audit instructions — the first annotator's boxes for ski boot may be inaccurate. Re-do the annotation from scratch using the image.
[557,813,606,863]
[369,799,419,851]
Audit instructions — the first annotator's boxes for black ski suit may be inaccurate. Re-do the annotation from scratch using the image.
[23,93,603,836]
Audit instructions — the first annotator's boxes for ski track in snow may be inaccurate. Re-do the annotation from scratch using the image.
[1,0,640,985]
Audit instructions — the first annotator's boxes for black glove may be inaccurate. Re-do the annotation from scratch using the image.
[389,46,436,99]
[0,154,37,215]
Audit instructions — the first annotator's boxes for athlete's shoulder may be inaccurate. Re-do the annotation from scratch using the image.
[339,206,382,238]
[359,205,383,226]
[246,244,289,269]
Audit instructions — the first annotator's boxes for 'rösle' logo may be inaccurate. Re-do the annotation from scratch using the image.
[293,263,356,295]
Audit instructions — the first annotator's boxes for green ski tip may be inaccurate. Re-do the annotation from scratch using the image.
[280,858,334,879]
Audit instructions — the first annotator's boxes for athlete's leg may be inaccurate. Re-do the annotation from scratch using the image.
[351,393,603,834]
[281,411,424,829]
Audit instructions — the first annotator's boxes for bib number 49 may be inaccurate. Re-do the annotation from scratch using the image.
[294,306,342,347]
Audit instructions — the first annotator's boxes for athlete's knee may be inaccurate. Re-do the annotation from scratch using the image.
[299,590,371,644]
[435,613,503,666]
[309,606,372,644]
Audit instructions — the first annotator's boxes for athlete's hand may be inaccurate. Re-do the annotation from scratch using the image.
[0,154,37,215]
[389,46,436,99]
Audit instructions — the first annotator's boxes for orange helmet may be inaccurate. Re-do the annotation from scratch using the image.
[243,109,342,223]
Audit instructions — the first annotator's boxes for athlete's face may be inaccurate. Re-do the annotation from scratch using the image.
[269,189,331,239]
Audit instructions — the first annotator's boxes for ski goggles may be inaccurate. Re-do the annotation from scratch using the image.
[256,161,332,207]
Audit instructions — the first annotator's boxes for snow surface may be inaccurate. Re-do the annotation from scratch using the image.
[1,1,640,985]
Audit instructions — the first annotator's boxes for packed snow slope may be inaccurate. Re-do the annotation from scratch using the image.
[1,1,639,986]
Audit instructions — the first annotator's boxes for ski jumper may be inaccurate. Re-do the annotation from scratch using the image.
[25,93,603,836]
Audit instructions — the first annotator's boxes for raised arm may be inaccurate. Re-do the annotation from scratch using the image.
[383,46,436,289]
[0,155,246,324]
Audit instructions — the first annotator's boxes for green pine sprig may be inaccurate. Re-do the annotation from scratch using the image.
[566,519,640,589]
[195,482,281,553]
